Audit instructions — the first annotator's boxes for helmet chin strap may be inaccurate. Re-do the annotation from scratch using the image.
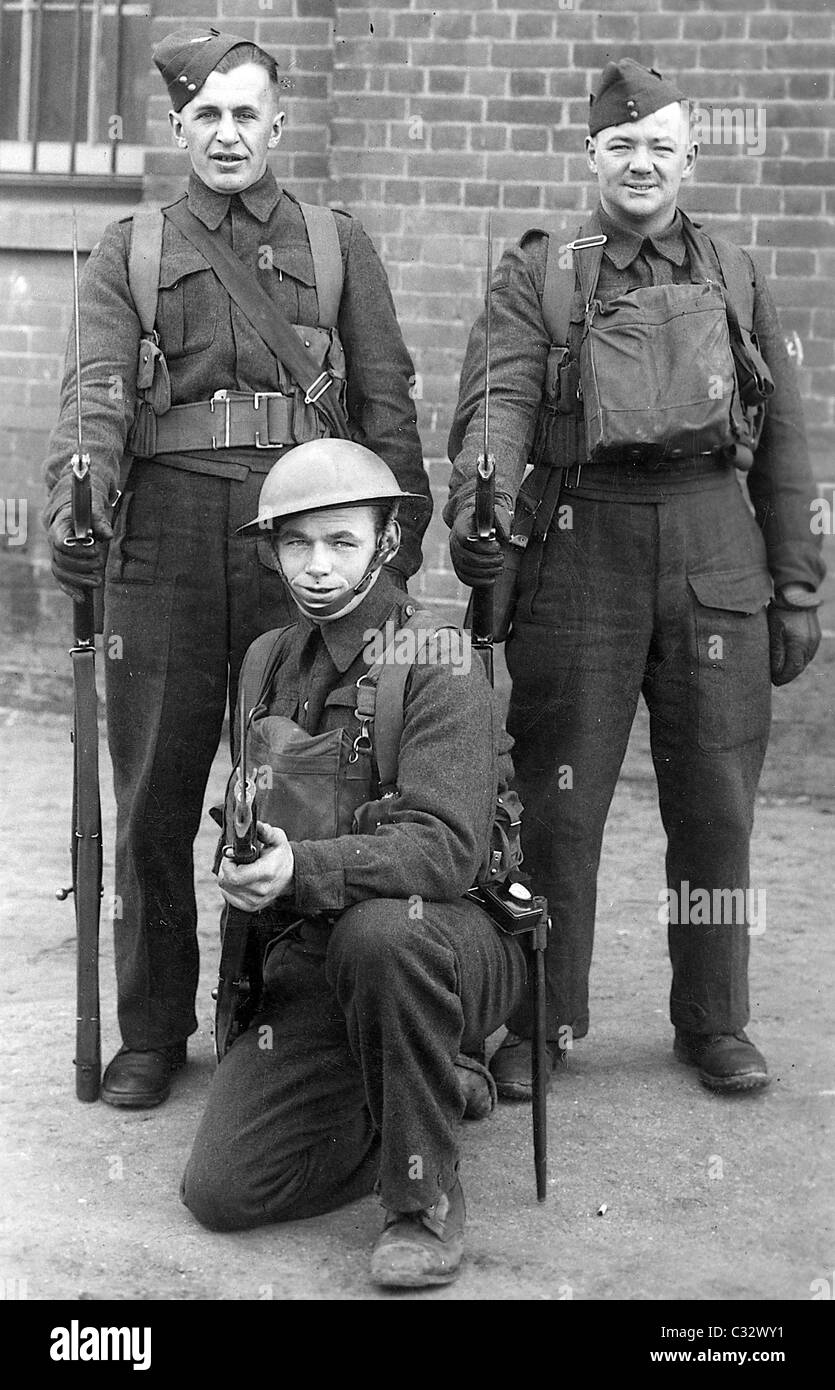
[285,522,401,624]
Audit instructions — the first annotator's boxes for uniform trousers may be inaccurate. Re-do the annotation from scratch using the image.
[181,897,527,1228]
[104,459,293,1049]
[504,469,773,1042]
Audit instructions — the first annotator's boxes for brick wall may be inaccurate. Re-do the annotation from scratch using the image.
[1,0,833,789]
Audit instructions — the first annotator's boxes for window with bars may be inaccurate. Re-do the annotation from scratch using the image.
[0,0,150,177]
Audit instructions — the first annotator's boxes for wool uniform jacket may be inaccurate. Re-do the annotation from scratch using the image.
[245,572,513,918]
[44,168,431,579]
[447,205,824,595]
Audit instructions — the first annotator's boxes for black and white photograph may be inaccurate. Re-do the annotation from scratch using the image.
[0,0,833,1337]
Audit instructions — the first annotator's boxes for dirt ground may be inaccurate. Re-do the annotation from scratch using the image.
[1,705,833,1303]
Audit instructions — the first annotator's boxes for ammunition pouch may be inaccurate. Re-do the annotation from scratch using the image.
[127,324,348,459]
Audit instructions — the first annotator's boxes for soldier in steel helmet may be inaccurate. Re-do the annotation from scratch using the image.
[181,439,526,1289]
[41,26,431,1108]
[447,59,824,1098]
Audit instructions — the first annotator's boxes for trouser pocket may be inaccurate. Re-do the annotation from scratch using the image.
[687,567,772,751]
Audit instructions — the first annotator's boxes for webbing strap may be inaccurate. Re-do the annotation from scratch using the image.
[163,199,351,439]
[127,207,165,336]
[300,202,343,329]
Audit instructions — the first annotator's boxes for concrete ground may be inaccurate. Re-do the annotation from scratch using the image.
[1,705,833,1302]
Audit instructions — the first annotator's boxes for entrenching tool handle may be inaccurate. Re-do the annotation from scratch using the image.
[531,903,550,1202]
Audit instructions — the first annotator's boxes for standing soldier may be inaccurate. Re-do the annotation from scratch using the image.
[446,59,824,1098]
[43,27,430,1108]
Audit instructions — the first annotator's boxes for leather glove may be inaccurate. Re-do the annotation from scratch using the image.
[449,504,511,589]
[767,585,822,687]
[48,483,114,603]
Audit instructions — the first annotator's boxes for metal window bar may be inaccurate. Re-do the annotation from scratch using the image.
[68,0,84,175]
[28,0,44,171]
[1,0,143,176]
[110,0,123,175]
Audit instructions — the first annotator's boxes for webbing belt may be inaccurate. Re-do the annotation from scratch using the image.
[152,390,299,453]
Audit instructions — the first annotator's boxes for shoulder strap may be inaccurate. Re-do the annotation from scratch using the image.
[128,207,165,336]
[540,211,605,345]
[299,203,343,330]
[235,625,296,755]
[679,213,755,332]
[364,608,459,792]
[162,200,351,439]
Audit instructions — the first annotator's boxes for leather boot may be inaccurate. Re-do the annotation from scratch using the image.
[371,1179,466,1288]
[100,1041,188,1109]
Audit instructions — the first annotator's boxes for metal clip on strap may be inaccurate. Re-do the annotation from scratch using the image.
[304,372,332,405]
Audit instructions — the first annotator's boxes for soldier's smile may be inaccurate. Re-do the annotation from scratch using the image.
[170,63,285,194]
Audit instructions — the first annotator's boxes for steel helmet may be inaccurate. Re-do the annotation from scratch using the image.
[237,439,424,536]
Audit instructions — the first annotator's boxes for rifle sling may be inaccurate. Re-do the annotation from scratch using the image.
[163,201,350,440]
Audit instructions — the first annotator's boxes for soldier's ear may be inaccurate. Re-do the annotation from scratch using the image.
[268,111,286,148]
[169,110,188,149]
[585,135,597,174]
[681,139,699,181]
[378,517,401,565]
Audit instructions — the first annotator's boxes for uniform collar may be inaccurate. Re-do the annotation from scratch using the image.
[597,203,687,269]
[297,572,409,675]
[186,166,283,230]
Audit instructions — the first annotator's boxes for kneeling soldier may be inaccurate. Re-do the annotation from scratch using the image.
[181,440,526,1288]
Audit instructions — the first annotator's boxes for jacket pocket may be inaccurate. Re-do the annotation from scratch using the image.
[156,246,218,358]
[687,567,772,751]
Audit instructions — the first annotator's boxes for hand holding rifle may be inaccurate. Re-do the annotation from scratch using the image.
[47,221,113,603]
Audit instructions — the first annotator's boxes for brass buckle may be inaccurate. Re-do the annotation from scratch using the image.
[210,389,231,449]
[304,372,331,405]
[253,391,287,448]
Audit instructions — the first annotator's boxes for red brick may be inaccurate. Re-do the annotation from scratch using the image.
[511,127,549,153]
[502,185,543,210]
[492,41,573,69]
[769,43,835,68]
[790,14,835,41]
[412,97,484,124]
[255,19,332,45]
[470,127,508,153]
[465,69,507,98]
[510,71,547,98]
[421,180,464,206]
[429,70,467,96]
[473,12,513,39]
[386,68,425,94]
[782,190,825,217]
[763,160,835,187]
[571,42,645,69]
[696,41,766,70]
[486,99,559,126]
[408,40,491,67]
[390,12,431,39]
[406,151,484,178]
[548,70,591,98]
[681,15,724,42]
[429,125,469,152]
[638,14,681,41]
[464,182,500,208]
[516,13,556,41]
[787,75,833,101]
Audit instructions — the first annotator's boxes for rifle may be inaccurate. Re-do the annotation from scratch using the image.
[469,215,550,1202]
[213,691,261,1062]
[469,215,496,687]
[56,212,103,1102]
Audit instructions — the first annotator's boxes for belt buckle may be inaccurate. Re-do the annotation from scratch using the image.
[253,391,286,448]
[210,389,231,449]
